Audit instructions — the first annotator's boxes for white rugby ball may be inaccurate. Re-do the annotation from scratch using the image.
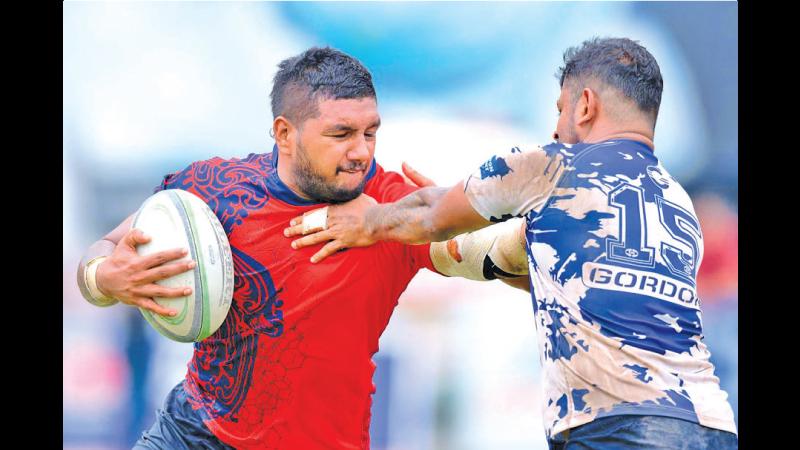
[131,189,234,342]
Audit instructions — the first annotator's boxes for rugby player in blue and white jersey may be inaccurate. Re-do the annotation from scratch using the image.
[285,37,738,449]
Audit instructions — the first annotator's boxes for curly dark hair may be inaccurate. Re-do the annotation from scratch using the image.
[557,37,663,120]
[270,47,376,124]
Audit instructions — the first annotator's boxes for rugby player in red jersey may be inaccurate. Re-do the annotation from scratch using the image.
[76,47,528,450]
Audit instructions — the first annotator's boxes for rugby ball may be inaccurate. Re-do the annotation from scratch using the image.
[131,189,234,342]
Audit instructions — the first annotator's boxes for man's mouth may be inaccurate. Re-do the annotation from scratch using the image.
[338,168,365,174]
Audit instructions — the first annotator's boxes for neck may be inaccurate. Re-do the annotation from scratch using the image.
[276,154,313,200]
[582,122,655,150]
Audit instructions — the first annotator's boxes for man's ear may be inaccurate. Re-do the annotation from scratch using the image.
[273,116,295,155]
[574,87,598,127]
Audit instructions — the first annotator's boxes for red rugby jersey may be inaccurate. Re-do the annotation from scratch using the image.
[155,147,436,449]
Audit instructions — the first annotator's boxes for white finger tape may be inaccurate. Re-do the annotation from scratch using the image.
[302,207,329,234]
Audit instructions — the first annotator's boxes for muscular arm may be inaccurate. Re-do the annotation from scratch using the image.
[366,183,490,244]
[287,145,563,264]
[286,181,493,263]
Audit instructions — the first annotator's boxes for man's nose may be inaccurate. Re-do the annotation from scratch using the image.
[552,131,559,141]
[347,135,371,161]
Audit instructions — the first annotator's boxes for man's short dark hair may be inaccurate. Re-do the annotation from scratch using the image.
[557,37,663,120]
[271,47,376,125]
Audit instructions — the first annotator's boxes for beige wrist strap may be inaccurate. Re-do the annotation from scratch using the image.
[84,256,118,307]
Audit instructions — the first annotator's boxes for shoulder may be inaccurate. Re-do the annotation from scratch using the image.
[157,152,273,193]
[156,153,274,233]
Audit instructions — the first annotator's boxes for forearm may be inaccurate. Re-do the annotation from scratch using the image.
[76,214,132,304]
[430,217,528,281]
[365,182,491,245]
[288,182,493,262]
[365,187,452,244]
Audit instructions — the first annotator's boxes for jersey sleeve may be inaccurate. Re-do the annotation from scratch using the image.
[463,144,568,222]
[153,159,216,198]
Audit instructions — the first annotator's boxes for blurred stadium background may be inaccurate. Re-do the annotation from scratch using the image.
[63,2,737,449]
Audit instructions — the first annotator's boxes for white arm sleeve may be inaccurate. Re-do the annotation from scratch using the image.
[463,145,567,222]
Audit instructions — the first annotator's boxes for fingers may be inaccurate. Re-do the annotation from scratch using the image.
[286,211,323,237]
[289,215,303,227]
[285,207,327,237]
[310,240,346,264]
[135,284,193,299]
[134,260,196,283]
[288,207,329,235]
[133,297,178,317]
[290,230,335,250]
[402,161,437,187]
[123,228,151,249]
[137,248,191,270]
[284,222,307,238]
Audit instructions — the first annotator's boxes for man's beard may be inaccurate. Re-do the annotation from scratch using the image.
[293,140,368,204]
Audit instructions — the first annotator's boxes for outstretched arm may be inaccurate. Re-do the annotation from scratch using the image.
[368,181,491,244]
[286,145,563,264]
[285,181,491,263]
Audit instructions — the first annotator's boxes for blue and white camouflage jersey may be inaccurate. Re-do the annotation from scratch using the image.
[464,139,737,438]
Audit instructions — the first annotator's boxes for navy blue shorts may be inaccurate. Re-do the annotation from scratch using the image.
[132,382,234,450]
[548,415,738,449]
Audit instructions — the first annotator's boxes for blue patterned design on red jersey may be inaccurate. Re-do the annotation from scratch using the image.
[190,315,259,422]
[188,246,285,421]
[157,154,272,234]
[157,154,286,422]
[231,246,284,338]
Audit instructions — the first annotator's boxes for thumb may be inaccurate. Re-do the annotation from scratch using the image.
[123,228,151,249]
